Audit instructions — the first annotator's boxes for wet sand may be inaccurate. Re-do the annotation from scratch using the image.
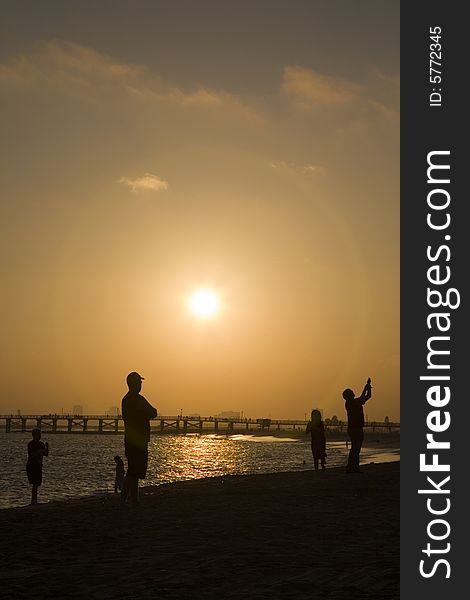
[0,461,399,599]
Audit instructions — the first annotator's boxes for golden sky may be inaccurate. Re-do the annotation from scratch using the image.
[0,1,399,420]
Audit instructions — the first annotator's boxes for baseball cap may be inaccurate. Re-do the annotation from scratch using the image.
[126,371,145,386]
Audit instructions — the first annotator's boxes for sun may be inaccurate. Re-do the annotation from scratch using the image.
[188,288,220,319]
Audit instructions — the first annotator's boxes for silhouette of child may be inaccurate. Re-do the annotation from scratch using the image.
[114,455,125,493]
[306,410,327,470]
[26,428,49,505]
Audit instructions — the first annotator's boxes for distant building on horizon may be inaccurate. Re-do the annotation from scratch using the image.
[214,411,241,419]
[107,406,119,416]
[72,405,83,415]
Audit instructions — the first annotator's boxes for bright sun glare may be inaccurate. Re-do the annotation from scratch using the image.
[189,289,220,318]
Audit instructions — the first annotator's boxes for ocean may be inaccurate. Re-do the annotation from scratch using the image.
[0,432,399,509]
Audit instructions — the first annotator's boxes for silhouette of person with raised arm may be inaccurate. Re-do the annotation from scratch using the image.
[305,409,327,470]
[343,377,372,473]
[121,372,158,506]
[26,428,49,505]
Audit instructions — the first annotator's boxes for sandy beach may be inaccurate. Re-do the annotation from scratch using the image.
[0,461,399,599]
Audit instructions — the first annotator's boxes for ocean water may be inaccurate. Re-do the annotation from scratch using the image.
[0,433,399,509]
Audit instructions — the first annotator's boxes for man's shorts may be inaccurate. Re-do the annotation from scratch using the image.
[26,461,43,486]
[124,439,148,479]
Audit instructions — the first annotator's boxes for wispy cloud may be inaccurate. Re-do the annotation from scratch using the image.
[281,65,399,120]
[119,173,169,193]
[271,161,326,176]
[282,66,362,105]
[0,41,260,118]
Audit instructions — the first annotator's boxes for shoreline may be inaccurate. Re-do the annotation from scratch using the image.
[1,457,400,513]
[0,462,399,599]
[0,441,399,512]
[0,428,400,439]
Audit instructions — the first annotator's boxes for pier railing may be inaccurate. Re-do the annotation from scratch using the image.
[0,415,400,435]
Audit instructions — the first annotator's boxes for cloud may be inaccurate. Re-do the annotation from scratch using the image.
[0,40,397,196]
[0,41,259,118]
[119,173,169,193]
[301,164,325,175]
[282,66,362,105]
[181,89,224,107]
[281,65,399,120]
[0,41,144,92]
[271,161,326,176]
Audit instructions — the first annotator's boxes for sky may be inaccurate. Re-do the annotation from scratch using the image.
[0,1,399,420]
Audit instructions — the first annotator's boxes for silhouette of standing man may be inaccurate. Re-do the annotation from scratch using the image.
[343,377,372,473]
[121,372,158,505]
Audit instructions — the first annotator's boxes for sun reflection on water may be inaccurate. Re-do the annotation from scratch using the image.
[146,434,251,482]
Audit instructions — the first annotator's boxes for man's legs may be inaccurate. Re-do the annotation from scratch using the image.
[121,474,139,504]
[31,484,38,505]
[129,475,139,506]
[352,428,364,471]
[123,441,147,506]
[121,474,130,503]
[121,474,138,504]
[311,443,319,470]
[347,428,364,472]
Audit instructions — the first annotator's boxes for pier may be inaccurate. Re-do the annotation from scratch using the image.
[0,415,400,435]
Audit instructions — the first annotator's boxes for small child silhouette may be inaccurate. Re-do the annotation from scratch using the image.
[114,455,125,493]
[306,410,327,470]
[26,428,49,505]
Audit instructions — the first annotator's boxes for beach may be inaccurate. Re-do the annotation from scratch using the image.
[0,461,399,599]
